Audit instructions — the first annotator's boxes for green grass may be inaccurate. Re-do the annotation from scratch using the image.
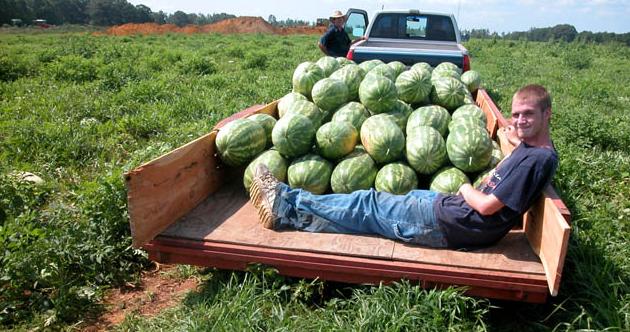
[1,32,628,330]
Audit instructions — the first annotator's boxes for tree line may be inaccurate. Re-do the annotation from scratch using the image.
[463,24,630,46]
[0,0,235,27]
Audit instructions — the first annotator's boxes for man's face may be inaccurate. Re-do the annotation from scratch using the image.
[510,97,550,141]
[332,17,345,29]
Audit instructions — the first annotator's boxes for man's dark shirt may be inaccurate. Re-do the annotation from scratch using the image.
[320,25,351,57]
[434,142,558,249]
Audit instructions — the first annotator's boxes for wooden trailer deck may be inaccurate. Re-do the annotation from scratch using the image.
[126,89,571,303]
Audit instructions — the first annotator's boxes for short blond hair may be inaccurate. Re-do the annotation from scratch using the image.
[514,84,551,112]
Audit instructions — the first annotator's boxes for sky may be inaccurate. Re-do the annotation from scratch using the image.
[127,0,630,34]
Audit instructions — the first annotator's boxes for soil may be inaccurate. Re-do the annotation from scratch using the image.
[80,264,199,331]
[104,16,327,36]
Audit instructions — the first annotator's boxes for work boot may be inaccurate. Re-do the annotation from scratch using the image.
[249,164,280,229]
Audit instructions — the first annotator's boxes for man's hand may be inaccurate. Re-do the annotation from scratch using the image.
[502,125,521,146]
[458,183,504,216]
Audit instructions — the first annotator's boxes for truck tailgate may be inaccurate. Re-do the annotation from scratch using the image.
[351,39,465,66]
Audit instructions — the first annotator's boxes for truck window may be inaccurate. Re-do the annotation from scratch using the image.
[406,16,427,38]
[345,12,367,38]
[370,13,456,42]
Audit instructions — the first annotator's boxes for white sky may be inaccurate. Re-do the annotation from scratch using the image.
[128,0,630,33]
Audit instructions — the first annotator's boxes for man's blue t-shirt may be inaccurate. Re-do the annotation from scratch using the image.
[433,142,558,249]
[320,25,351,57]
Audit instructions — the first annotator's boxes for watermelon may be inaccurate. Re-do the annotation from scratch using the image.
[452,104,487,126]
[430,77,469,111]
[375,162,418,195]
[312,77,349,113]
[243,149,288,192]
[358,74,398,114]
[385,100,413,132]
[387,61,407,79]
[473,168,493,188]
[336,57,355,67]
[277,92,308,118]
[292,61,325,98]
[215,118,267,167]
[284,99,323,127]
[330,152,378,193]
[287,154,333,194]
[366,63,397,82]
[271,113,316,158]
[247,113,276,146]
[431,68,461,83]
[331,102,370,132]
[316,56,340,77]
[360,114,405,164]
[434,62,461,75]
[395,67,432,105]
[358,59,384,73]
[430,166,470,195]
[448,116,486,133]
[446,125,493,173]
[411,62,432,73]
[406,126,448,175]
[488,140,504,168]
[316,121,358,160]
[461,70,481,93]
[406,105,451,137]
[329,64,365,101]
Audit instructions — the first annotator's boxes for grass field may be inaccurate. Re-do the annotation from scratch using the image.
[1,32,629,330]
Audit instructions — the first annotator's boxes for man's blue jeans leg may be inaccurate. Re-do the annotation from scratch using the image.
[273,183,448,248]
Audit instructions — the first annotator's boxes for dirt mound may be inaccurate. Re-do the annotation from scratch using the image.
[104,16,325,36]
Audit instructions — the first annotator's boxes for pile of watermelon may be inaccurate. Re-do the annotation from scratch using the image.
[216,56,502,196]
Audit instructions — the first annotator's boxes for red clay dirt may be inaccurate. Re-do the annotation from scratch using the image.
[105,16,327,36]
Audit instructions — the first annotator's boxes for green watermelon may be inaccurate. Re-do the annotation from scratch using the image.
[277,92,308,118]
[406,105,451,137]
[336,57,355,67]
[385,100,413,132]
[243,149,288,192]
[330,152,378,193]
[331,102,370,132]
[375,162,418,195]
[387,61,407,79]
[358,74,398,114]
[358,59,384,73]
[292,61,325,99]
[311,78,349,112]
[284,99,323,127]
[411,62,432,73]
[366,63,397,82]
[316,121,358,160]
[473,168,493,189]
[430,166,470,195]
[329,64,365,101]
[316,56,340,77]
[360,114,405,164]
[395,67,432,105]
[434,62,462,74]
[215,118,267,167]
[406,126,448,175]
[431,77,469,111]
[448,116,486,133]
[247,113,276,146]
[287,154,333,194]
[452,104,487,126]
[271,113,316,158]
[446,126,493,173]
[488,140,504,168]
[461,70,481,93]
[431,68,461,83]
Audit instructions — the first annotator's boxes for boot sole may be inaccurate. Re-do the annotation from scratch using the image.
[249,178,276,229]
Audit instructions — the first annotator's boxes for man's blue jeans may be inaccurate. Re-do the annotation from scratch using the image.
[273,183,448,248]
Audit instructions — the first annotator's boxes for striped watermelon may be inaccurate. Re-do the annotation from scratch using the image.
[316,56,340,77]
[287,154,333,194]
[411,62,432,73]
[292,61,325,99]
[448,116,486,133]
[387,61,407,79]
[329,64,365,101]
[331,152,378,193]
[215,118,267,167]
[277,92,308,118]
[431,68,461,83]
[406,105,451,137]
[375,162,418,195]
[385,100,413,132]
[461,70,481,93]
[446,126,493,173]
[367,63,397,82]
[395,67,432,105]
[358,59,384,73]
[316,121,358,160]
[312,78,349,113]
[430,77,469,111]
[406,126,448,175]
[358,74,398,114]
[430,166,470,195]
[336,57,355,67]
[488,140,504,168]
[452,104,487,126]
[284,99,323,127]
[434,62,462,74]
[361,114,405,164]
[271,113,316,158]
[247,113,276,147]
[243,149,288,192]
[331,102,370,132]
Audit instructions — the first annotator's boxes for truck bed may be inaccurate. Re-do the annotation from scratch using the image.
[126,90,571,303]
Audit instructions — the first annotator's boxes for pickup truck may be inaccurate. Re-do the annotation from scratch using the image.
[343,9,470,71]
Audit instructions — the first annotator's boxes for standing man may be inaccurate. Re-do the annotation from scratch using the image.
[318,10,355,57]
[250,84,558,250]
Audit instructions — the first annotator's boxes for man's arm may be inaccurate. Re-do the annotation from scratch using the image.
[318,41,328,55]
[458,183,505,215]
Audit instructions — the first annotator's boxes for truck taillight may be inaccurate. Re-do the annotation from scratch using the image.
[463,54,471,72]
[346,49,354,61]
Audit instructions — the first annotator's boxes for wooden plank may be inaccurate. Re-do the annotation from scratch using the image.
[476,89,506,137]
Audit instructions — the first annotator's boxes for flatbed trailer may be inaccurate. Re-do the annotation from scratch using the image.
[125,89,571,303]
